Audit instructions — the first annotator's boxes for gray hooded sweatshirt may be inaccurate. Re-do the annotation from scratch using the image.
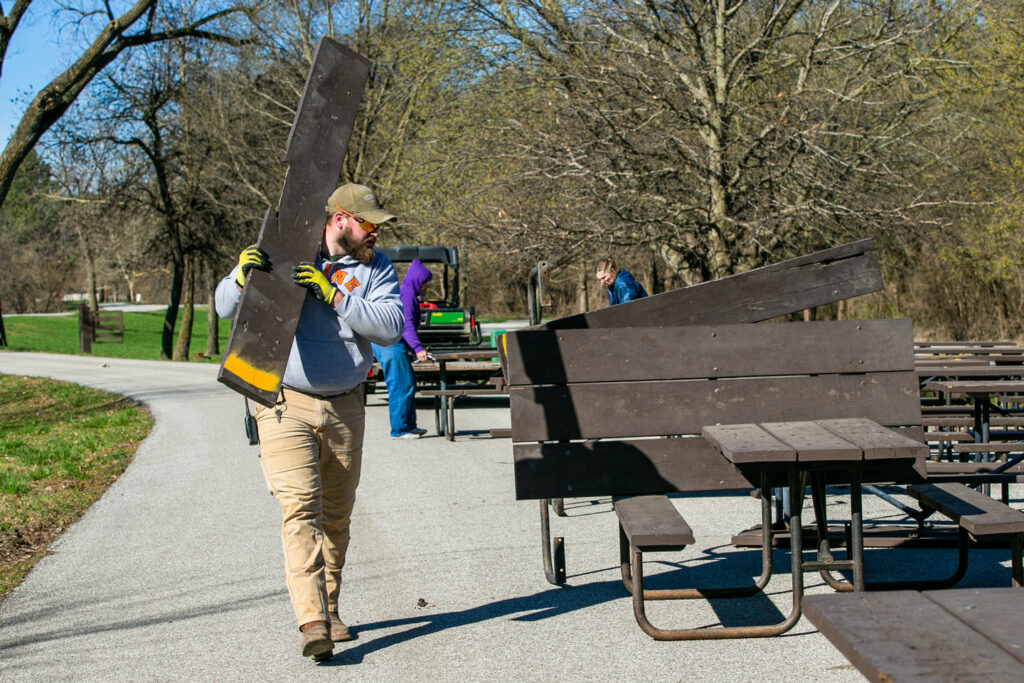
[216,250,403,395]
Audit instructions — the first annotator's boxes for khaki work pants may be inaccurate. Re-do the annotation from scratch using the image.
[254,387,364,628]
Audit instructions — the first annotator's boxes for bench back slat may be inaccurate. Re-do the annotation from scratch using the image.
[513,428,926,499]
[510,371,920,442]
[534,239,881,331]
[504,319,911,386]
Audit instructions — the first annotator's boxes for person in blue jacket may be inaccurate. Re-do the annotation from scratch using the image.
[371,259,433,439]
[595,257,648,305]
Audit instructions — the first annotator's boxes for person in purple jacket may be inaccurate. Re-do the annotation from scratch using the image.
[371,259,433,439]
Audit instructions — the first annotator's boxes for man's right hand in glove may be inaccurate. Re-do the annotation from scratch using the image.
[235,245,271,288]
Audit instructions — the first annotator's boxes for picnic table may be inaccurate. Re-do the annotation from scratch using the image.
[415,348,504,439]
[923,379,1024,445]
[804,588,1024,681]
[703,419,927,595]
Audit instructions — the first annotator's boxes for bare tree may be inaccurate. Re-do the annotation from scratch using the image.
[463,1,978,283]
[0,0,254,212]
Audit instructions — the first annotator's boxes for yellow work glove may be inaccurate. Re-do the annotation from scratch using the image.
[235,244,271,287]
[292,262,338,304]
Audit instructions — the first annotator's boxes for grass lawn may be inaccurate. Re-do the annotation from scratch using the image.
[0,375,153,600]
[1,307,229,361]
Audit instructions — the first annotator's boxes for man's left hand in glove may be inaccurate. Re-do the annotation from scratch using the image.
[292,262,340,306]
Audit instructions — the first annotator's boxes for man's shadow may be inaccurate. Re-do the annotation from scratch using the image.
[319,542,789,666]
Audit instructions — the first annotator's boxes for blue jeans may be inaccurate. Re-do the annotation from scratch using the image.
[371,342,417,436]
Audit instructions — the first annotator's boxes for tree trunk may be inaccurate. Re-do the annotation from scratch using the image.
[161,253,184,360]
[173,254,195,361]
[578,264,589,313]
[79,229,100,314]
[205,261,220,357]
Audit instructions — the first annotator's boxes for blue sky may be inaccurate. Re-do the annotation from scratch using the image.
[1,7,66,147]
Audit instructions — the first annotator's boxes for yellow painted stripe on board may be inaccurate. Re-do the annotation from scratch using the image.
[223,353,281,392]
[500,332,507,355]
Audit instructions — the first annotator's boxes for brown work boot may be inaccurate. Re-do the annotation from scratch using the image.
[330,614,353,642]
[300,620,334,661]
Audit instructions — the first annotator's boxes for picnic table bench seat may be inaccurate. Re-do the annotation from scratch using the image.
[614,495,695,552]
[906,483,1024,586]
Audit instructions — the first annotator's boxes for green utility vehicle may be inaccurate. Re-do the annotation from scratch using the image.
[376,246,482,348]
[364,246,483,398]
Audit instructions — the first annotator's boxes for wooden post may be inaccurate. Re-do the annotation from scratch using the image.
[78,304,92,354]
[0,299,7,347]
[217,38,371,407]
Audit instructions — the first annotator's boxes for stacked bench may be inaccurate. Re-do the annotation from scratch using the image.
[503,239,1024,639]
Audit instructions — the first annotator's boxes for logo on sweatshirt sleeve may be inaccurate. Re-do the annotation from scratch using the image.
[327,268,361,293]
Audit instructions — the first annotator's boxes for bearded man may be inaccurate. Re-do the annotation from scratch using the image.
[216,183,403,661]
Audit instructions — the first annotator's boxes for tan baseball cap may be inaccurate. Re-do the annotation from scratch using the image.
[325,183,396,225]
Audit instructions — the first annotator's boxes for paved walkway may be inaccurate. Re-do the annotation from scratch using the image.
[0,351,1017,680]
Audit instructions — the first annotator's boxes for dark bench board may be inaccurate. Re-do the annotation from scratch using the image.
[514,437,751,499]
[614,495,695,551]
[420,388,505,397]
[953,442,1024,453]
[928,461,1024,475]
[504,318,912,386]
[803,590,1024,680]
[922,431,975,442]
[907,482,1024,536]
[511,373,918,443]
[514,432,926,500]
[922,416,1024,427]
[530,240,880,331]
[218,39,370,407]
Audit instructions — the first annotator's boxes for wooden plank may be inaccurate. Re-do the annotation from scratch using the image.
[217,38,370,407]
[816,417,928,461]
[803,591,1024,681]
[916,341,1016,347]
[614,495,695,550]
[953,442,1024,453]
[916,361,1024,373]
[701,423,795,464]
[922,416,1024,427]
[512,438,924,499]
[511,437,751,499]
[758,421,861,462]
[922,431,974,442]
[907,483,1024,536]
[508,372,921,442]
[924,588,1024,666]
[412,361,501,372]
[534,240,881,331]
[925,380,1024,396]
[504,319,913,386]
[927,461,1024,475]
[419,388,504,397]
[916,345,1024,356]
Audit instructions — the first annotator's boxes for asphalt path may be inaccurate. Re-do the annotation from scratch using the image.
[1,351,1017,681]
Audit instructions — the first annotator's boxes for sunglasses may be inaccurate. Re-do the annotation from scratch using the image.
[334,207,382,233]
